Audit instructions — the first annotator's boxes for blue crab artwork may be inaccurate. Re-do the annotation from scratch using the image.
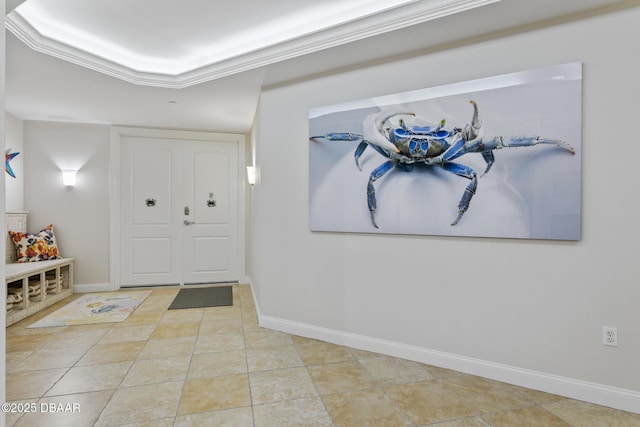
[310,99,576,230]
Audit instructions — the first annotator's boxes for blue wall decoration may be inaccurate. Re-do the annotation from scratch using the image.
[5,149,20,178]
[308,63,582,240]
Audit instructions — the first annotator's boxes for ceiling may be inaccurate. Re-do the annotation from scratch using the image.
[4,0,629,133]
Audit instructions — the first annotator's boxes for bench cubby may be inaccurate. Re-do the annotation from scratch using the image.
[6,258,74,326]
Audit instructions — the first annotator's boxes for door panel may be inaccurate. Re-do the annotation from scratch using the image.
[131,238,173,274]
[191,237,230,272]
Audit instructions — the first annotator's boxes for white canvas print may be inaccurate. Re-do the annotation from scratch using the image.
[309,63,582,240]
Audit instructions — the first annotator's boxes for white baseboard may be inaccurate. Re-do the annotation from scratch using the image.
[73,282,117,293]
[245,277,262,319]
[259,313,640,414]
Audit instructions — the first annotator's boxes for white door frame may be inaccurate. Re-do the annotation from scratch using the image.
[109,126,246,290]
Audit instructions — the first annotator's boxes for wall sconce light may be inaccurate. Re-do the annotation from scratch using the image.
[246,166,256,186]
[62,170,77,187]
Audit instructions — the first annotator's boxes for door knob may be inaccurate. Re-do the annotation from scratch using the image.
[183,220,195,226]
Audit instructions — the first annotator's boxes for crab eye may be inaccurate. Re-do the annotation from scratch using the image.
[433,130,449,139]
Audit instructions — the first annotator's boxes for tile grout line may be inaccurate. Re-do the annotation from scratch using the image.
[93,300,162,426]
[170,300,203,426]
[237,284,258,427]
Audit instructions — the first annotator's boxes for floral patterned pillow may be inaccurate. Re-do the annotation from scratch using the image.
[9,224,62,263]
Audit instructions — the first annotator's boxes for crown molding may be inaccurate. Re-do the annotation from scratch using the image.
[6,0,501,88]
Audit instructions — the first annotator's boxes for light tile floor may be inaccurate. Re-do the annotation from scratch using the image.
[6,285,640,426]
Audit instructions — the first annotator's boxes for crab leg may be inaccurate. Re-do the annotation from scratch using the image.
[482,135,574,175]
[367,160,395,228]
[355,142,396,170]
[439,133,467,162]
[459,135,575,175]
[480,136,575,154]
[309,132,362,142]
[354,141,368,170]
[441,162,478,226]
[480,151,495,175]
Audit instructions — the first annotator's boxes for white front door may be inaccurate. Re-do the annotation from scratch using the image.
[119,133,240,287]
[181,142,238,284]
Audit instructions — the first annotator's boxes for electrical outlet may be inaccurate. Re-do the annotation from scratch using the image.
[602,327,618,347]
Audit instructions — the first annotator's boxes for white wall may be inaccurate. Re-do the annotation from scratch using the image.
[251,6,640,412]
[1,0,7,416]
[5,112,23,211]
[23,121,110,286]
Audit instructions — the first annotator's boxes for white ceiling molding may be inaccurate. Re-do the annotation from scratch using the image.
[6,0,501,88]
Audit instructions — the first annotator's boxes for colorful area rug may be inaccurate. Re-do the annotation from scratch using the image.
[28,291,151,328]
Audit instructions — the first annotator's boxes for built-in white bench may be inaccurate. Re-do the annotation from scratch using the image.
[5,212,74,326]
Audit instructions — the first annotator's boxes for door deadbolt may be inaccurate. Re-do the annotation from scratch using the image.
[184,206,190,215]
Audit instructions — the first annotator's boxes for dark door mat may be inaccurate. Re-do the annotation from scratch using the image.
[168,286,233,310]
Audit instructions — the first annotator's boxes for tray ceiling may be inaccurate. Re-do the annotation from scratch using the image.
[6,0,501,88]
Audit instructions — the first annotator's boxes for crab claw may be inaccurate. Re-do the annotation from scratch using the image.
[462,100,482,141]
[363,111,414,154]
